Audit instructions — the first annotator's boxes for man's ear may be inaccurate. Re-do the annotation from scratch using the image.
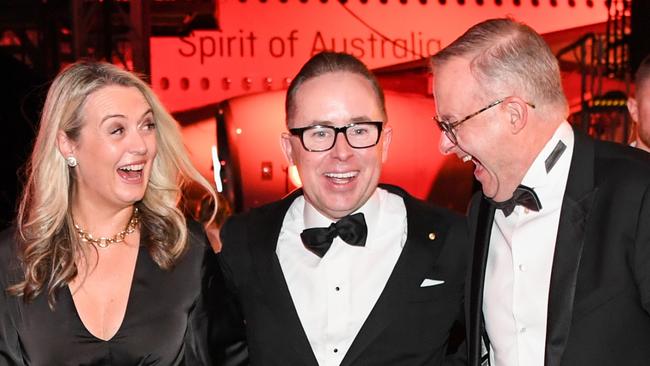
[56,130,75,158]
[628,97,639,122]
[505,98,528,134]
[280,132,295,166]
[380,124,392,164]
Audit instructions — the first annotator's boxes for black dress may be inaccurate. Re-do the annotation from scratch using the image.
[0,220,215,365]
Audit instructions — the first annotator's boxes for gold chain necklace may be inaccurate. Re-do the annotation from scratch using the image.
[73,208,140,248]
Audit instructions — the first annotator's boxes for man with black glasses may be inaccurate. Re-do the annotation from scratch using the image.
[432,18,650,366]
[214,51,469,365]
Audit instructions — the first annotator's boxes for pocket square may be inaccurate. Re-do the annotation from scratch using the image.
[420,278,445,287]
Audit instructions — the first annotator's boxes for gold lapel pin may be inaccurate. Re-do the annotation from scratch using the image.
[428,232,436,240]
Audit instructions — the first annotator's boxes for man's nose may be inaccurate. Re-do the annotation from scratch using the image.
[438,132,456,155]
[330,131,353,159]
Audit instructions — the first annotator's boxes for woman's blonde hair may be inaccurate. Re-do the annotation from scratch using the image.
[10,61,216,307]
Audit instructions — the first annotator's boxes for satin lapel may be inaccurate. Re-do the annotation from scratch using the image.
[468,197,495,366]
[340,188,446,366]
[249,190,319,366]
[544,131,596,366]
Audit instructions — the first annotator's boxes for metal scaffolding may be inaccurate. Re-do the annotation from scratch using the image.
[0,0,218,78]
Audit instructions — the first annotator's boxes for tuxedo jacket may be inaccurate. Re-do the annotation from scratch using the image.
[214,184,469,366]
[466,131,650,366]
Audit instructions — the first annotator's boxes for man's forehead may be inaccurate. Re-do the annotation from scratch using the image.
[434,57,474,84]
[432,61,471,97]
[433,69,489,117]
[292,78,382,119]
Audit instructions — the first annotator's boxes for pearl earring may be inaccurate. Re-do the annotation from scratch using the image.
[66,156,78,167]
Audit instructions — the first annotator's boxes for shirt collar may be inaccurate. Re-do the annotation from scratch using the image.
[521,121,574,189]
[303,188,380,233]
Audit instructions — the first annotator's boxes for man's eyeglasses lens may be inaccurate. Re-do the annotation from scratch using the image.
[435,120,457,144]
[433,98,535,145]
[290,122,383,152]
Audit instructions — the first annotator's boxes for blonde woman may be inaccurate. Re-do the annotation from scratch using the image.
[0,61,217,365]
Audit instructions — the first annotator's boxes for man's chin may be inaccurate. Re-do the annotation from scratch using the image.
[480,186,502,201]
[322,205,359,220]
[476,179,495,198]
[316,196,366,219]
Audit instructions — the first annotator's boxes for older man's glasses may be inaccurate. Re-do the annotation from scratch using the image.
[434,98,536,145]
[289,121,383,152]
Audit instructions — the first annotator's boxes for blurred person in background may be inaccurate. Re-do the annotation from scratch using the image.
[628,54,650,152]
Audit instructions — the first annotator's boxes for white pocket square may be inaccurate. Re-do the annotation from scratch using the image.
[420,278,445,287]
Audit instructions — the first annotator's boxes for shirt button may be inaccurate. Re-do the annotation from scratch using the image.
[524,208,530,214]
[518,264,526,272]
[333,348,338,353]
[335,286,340,291]
[520,327,526,333]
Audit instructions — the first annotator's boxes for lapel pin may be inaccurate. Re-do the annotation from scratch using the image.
[428,232,436,240]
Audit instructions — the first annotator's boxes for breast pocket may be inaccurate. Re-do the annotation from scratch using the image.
[408,281,462,303]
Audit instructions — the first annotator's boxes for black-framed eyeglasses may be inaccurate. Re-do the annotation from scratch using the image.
[289,121,384,152]
[434,98,536,145]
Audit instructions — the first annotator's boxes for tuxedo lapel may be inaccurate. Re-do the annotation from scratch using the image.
[468,197,496,366]
[340,186,448,366]
[544,131,596,366]
[248,190,319,366]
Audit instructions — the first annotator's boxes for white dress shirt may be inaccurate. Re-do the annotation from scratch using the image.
[484,122,575,366]
[276,188,407,366]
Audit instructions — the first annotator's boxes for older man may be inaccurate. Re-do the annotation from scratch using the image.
[431,18,650,366]
[628,54,650,152]
[215,51,469,365]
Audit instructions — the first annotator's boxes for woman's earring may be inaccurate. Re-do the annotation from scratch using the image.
[66,156,78,168]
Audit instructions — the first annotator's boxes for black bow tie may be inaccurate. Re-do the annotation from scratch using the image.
[300,212,368,258]
[488,185,542,217]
